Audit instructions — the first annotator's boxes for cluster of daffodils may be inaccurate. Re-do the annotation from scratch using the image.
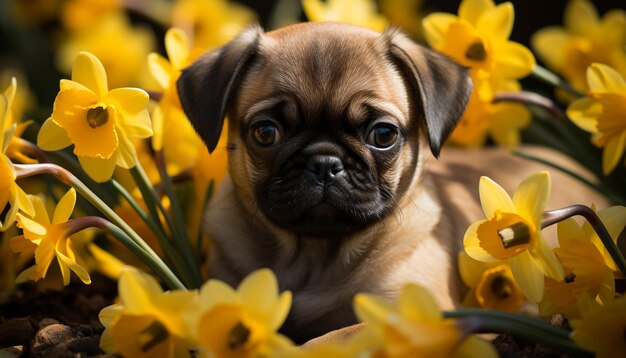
[1,0,626,357]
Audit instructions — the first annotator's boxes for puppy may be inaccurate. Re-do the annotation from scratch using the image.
[177,22,606,343]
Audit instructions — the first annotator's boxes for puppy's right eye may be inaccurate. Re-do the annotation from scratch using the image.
[253,123,282,146]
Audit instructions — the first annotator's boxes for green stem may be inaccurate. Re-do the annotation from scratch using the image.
[445,309,592,357]
[197,180,215,262]
[513,150,626,206]
[155,151,201,286]
[14,163,185,290]
[531,65,585,98]
[542,205,626,276]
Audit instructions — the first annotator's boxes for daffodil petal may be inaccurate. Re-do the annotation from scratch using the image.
[566,98,601,133]
[476,2,513,41]
[37,118,73,151]
[78,155,117,183]
[57,241,72,286]
[530,235,564,281]
[14,184,35,217]
[238,269,281,320]
[16,213,47,236]
[512,171,550,227]
[479,176,515,219]
[72,52,108,98]
[199,279,238,309]
[458,0,493,25]
[99,304,125,327]
[30,195,49,225]
[463,220,498,262]
[564,0,599,36]
[106,88,149,115]
[602,131,626,175]
[119,268,162,311]
[115,131,138,169]
[1,200,19,232]
[34,238,56,280]
[587,63,626,93]
[509,251,544,302]
[120,109,153,138]
[165,28,190,70]
[492,41,536,79]
[52,188,76,224]
[422,13,457,49]
[556,218,586,248]
[600,10,626,47]
[458,252,491,287]
[10,235,36,256]
[15,265,37,283]
[148,53,171,90]
[399,283,441,322]
[354,293,396,326]
[453,336,498,358]
[268,291,292,331]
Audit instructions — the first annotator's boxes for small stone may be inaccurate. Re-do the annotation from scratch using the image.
[30,323,74,356]
[38,318,60,328]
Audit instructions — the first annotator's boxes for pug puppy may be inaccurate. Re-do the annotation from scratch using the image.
[177,22,606,343]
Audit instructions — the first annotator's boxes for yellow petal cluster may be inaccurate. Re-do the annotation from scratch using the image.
[567,63,626,174]
[11,188,91,285]
[354,283,497,357]
[539,208,619,319]
[570,294,626,358]
[532,0,626,92]
[302,0,388,32]
[99,268,293,358]
[38,52,153,183]
[423,0,535,148]
[458,252,525,312]
[464,172,564,302]
[172,0,256,50]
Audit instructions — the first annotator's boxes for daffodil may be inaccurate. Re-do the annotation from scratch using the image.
[570,294,626,358]
[99,267,199,357]
[302,0,388,32]
[532,0,626,92]
[581,205,626,274]
[0,93,35,231]
[149,28,205,175]
[354,283,497,357]
[38,51,153,183]
[172,0,256,50]
[57,13,155,88]
[464,172,564,302]
[458,252,525,312]
[539,216,615,319]
[196,268,293,357]
[10,189,91,285]
[423,0,536,100]
[449,80,531,148]
[567,63,626,175]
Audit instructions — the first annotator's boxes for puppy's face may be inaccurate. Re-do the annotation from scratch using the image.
[178,23,472,238]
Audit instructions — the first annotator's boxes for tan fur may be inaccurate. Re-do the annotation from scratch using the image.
[177,22,609,343]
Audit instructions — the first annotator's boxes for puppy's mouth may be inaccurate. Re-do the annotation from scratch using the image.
[257,164,390,239]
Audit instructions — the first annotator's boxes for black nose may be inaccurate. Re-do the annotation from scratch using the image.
[306,155,345,182]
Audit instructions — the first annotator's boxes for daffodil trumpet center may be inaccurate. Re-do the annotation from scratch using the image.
[497,221,531,248]
[228,321,251,350]
[564,272,576,284]
[465,41,487,62]
[490,275,514,299]
[139,321,169,352]
[86,106,109,128]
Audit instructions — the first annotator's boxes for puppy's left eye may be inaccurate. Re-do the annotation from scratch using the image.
[367,124,399,149]
[253,123,282,146]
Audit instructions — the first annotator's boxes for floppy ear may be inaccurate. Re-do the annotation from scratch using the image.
[177,25,263,153]
[384,29,472,157]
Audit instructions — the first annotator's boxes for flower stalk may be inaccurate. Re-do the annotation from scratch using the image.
[541,205,626,275]
[13,163,185,290]
[531,65,584,98]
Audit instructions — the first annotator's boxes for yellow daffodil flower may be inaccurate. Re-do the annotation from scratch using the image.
[458,252,525,312]
[423,0,536,100]
[38,51,153,183]
[567,63,626,175]
[11,189,91,285]
[57,13,155,88]
[99,267,199,357]
[172,0,256,50]
[1,77,38,164]
[532,0,626,92]
[197,268,293,357]
[449,80,531,148]
[570,294,626,358]
[0,93,35,231]
[149,28,205,175]
[539,215,615,319]
[581,205,626,274]
[464,172,564,302]
[354,283,497,357]
[60,0,121,32]
[302,0,388,32]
